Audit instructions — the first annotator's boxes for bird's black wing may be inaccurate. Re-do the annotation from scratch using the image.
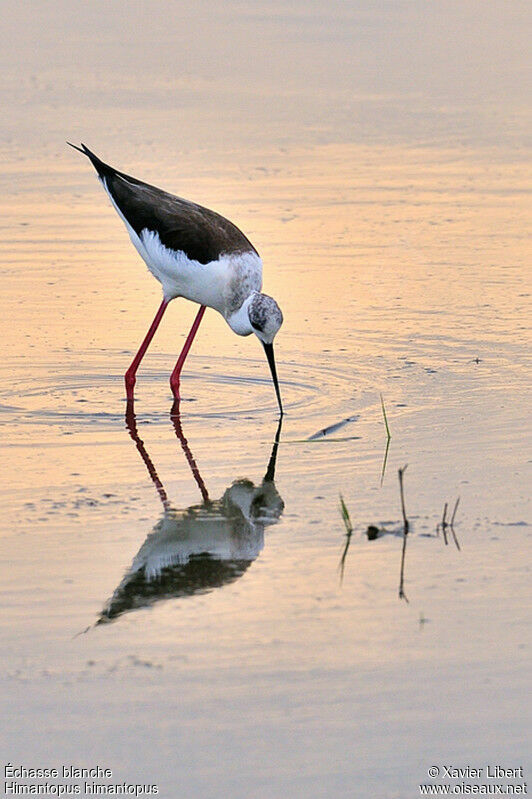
[69,143,258,264]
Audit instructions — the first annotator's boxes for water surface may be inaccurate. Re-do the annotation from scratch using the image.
[1,2,530,797]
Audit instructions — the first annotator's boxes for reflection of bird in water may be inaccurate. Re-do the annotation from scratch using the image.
[68,143,284,415]
[98,412,283,623]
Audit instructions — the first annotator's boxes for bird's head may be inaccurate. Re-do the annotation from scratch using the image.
[227,292,284,415]
[248,292,283,345]
[248,293,284,416]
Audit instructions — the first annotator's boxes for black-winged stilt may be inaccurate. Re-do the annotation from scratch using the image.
[68,143,284,415]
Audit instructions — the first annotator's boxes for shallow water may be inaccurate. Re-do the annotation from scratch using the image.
[1,2,531,798]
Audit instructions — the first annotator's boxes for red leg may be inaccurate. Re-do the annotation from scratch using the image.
[125,299,169,402]
[169,305,206,402]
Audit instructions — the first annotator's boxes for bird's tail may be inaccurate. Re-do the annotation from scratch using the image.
[66,142,116,181]
[66,141,87,156]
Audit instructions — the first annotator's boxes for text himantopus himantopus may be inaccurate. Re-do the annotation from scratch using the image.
[68,144,284,415]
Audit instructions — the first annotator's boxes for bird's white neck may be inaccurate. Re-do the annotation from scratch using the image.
[226,294,255,336]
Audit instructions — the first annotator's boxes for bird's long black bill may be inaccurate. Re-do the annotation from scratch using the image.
[263,342,284,417]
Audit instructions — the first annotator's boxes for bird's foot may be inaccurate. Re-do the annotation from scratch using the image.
[170,378,181,416]
[124,370,136,400]
[170,397,182,418]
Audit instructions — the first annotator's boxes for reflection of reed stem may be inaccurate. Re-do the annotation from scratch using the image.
[338,494,354,584]
[398,465,409,602]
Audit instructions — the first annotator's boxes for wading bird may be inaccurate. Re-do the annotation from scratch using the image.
[68,144,284,414]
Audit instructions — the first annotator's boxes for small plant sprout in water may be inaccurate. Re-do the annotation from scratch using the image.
[338,467,411,598]
[380,393,391,485]
[437,496,461,550]
[338,494,354,584]
[380,393,391,440]
[338,466,463,603]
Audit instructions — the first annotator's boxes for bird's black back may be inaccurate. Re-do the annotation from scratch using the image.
[69,143,258,265]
